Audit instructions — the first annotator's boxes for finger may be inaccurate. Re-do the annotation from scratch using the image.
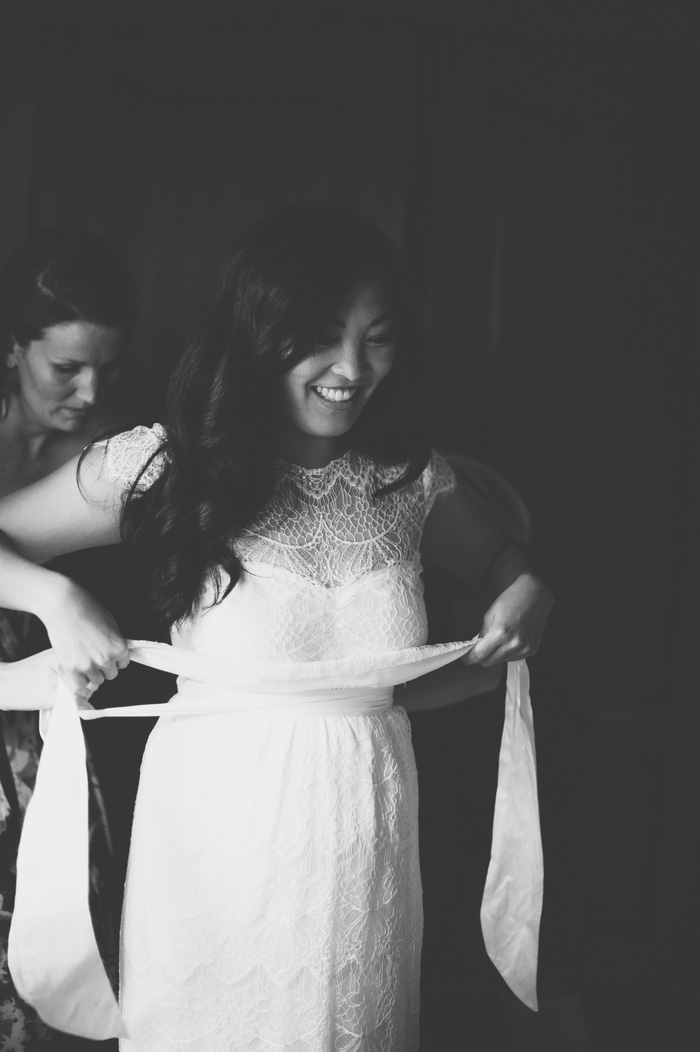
[480,639,538,667]
[76,680,100,702]
[115,653,131,670]
[58,666,86,696]
[73,685,96,702]
[57,668,102,701]
[466,630,507,666]
[479,647,513,668]
[83,670,105,693]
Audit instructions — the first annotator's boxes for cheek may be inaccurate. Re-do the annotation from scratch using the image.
[37,373,73,400]
[280,367,314,403]
[278,378,303,419]
[18,361,54,400]
[374,351,395,384]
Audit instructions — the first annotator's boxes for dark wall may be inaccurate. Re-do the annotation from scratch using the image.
[488,8,697,678]
[2,0,696,672]
[24,2,417,411]
[0,1,38,249]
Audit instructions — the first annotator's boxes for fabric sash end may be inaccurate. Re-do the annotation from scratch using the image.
[480,659,543,1012]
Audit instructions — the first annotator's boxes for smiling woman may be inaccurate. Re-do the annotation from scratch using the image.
[0,227,134,1050]
[277,278,395,465]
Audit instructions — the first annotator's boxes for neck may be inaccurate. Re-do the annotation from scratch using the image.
[276,427,350,469]
[0,398,56,459]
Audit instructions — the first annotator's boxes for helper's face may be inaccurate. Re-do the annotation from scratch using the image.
[9,321,123,432]
[278,277,395,449]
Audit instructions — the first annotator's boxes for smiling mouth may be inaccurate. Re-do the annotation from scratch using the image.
[311,385,361,408]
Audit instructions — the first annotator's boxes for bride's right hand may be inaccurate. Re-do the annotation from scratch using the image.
[40,577,130,701]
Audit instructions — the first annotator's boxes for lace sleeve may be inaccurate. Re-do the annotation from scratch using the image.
[421,450,457,518]
[96,423,169,492]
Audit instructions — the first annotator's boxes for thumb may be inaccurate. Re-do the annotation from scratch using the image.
[463,634,490,665]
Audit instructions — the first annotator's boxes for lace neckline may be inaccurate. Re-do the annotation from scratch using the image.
[275,447,356,478]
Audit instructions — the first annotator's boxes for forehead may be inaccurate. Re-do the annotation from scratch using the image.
[35,321,123,362]
[332,276,394,322]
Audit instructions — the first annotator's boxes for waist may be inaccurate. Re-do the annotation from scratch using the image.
[170,680,394,717]
[82,681,395,720]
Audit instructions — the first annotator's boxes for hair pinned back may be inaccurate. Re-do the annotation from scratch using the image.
[0,228,135,396]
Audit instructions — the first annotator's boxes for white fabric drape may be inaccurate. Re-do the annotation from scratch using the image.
[5,638,541,1038]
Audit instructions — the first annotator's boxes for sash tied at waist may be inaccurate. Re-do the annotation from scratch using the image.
[3,638,542,1038]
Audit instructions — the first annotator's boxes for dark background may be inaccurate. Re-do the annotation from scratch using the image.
[1,1,697,1049]
[2,0,695,642]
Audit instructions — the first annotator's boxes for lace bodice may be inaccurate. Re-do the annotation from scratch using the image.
[100,425,456,663]
[238,450,454,587]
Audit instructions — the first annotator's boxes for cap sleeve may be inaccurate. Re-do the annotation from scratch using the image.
[95,423,169,492]
[421,449,457,518]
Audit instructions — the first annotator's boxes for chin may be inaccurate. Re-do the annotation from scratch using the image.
[311,411,362,437]
[53,413,90,433]
[313,423,356,441]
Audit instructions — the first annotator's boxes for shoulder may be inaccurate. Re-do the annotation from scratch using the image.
[366,449,456,522]
[421,450,458,510]
[94,423,169,491]
[434,452,532,544]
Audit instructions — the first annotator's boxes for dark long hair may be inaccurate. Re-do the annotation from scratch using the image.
[0,228,135,395]
[122,202,431,625]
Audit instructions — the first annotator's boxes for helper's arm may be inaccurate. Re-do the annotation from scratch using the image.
[0,448,130,700]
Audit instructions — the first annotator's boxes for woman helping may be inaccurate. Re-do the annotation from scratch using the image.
[0,227,134,1049]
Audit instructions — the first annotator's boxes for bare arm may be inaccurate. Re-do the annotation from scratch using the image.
[0,447,122,567]
[422,483,554,667]
[0,448,130,699]
[396,659,505,712]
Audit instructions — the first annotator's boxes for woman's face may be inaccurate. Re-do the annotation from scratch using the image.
[277,277,395,458]
[8,321,123,432]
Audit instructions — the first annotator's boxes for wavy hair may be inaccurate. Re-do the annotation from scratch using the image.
[121,201,431,625]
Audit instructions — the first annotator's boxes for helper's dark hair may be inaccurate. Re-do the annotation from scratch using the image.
[121,201,431,625]
[0,228,135,394]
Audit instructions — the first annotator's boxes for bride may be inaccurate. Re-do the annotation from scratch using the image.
[0,201,552,1051]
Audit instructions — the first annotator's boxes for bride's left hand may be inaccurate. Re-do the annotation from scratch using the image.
[463,573,554,667]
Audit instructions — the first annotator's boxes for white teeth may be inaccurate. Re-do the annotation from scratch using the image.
[314,386,355,402]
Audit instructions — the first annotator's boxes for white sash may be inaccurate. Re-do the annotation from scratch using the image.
[4,639,542,1038]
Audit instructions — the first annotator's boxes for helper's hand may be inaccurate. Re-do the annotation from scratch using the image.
[1,652,56,710]
[0,652,96,711]
[40,578,130,702]
[463,573,554,667]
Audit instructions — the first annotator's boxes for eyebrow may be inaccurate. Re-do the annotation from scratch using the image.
[327,310,394,329]
[50,355,118,365]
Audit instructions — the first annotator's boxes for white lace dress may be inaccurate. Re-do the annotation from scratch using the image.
[102,425,456,1052]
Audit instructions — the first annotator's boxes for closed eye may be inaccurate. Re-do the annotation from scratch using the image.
[367,330,394,346]
[313,334,340,349]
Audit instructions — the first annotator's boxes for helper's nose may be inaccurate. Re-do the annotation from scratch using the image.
[75,368,100,406]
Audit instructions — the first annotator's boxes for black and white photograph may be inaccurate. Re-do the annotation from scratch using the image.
[0,2,696,1050]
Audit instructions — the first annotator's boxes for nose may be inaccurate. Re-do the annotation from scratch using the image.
[329,337,368,383]
[75,368,100,406]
